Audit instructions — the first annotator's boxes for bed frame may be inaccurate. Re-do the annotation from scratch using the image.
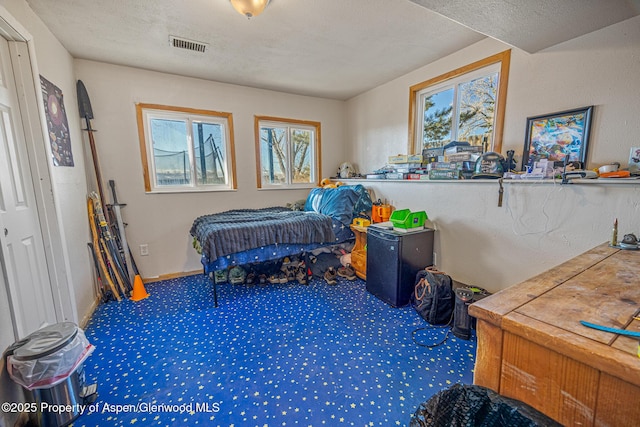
[190,185,371,306]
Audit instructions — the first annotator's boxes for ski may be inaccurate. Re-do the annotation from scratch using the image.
[99,237,127,296]
[87,197,121,301]
[106,205,140,277]
[90,192,131,292]
[87,242,110,302]
[108,180,136,282]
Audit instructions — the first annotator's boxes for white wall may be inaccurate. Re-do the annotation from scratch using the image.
[356,179,640,292]
[346,16,640,292]
[0,0,93,320]
[1,1,637,323]
[74,60,347,279]
[0,0,92,423]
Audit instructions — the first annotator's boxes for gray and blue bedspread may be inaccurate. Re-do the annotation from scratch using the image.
[190,207,336,262]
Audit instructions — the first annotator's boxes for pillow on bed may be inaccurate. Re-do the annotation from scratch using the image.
[351,184,373,217]
[304,185,360,226]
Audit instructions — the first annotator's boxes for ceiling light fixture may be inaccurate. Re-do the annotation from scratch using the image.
[230,0,270,18]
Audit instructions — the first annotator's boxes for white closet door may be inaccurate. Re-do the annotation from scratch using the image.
[0,35,56,340]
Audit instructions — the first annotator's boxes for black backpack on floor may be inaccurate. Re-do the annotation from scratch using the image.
[410,268,454,326]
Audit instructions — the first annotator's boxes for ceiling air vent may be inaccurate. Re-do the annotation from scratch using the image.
[169,35,208,53]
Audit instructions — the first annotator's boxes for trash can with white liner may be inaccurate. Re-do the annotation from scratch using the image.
[5,322,97,427]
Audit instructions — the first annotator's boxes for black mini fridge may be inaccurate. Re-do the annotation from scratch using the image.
[366,226,434,307]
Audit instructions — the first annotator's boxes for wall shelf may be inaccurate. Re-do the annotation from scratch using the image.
[337,178,640,185]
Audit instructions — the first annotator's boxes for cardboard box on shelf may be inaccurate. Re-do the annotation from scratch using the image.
[446,152,481,163]
[407,174,430,180]
[392,162,422,169]
[426,162,456,171]
[385,172,407,180]
[388,155,409,164]
[428,169,460,180]
[444,145,483,155]
[423,147,445,158]
[424,155,446,164]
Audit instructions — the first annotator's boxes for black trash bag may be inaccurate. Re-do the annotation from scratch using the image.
[410,384,562,427]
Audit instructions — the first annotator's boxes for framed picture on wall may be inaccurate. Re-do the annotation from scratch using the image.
[521,106,593,171]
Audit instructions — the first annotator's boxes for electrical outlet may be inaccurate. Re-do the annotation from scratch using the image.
[140,244,149,256]
[433,252,437,267]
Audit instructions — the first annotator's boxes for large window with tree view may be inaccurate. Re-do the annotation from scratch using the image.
[136,104,236,192]
[409,50,511,155]
[255,116,320,189]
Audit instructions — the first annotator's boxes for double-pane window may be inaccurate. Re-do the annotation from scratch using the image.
[136,104,236,192]
[419,67,498,151]
[256,117,320,188]
[410,50,511,154]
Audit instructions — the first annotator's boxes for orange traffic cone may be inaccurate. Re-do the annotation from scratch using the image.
[130,274,149,301]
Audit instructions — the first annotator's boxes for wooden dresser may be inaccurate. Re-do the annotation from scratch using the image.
[469,243,640,427]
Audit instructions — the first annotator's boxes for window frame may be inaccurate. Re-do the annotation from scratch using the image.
[136,103,237,193]
[408,50,511,155]
[254,115,321,189]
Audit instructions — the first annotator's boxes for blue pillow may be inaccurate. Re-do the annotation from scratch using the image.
[304,186,360,226]
[351,184,373,217]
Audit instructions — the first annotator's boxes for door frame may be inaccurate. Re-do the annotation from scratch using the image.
[0,6,77,328]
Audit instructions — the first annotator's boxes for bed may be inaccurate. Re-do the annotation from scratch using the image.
[190,184,372,306]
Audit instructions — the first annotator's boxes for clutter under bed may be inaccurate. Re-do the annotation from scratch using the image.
[191,207,338,268]
[190,184,372,305]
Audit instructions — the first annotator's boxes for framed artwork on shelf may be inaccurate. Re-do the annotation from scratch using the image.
[521,106,593,171]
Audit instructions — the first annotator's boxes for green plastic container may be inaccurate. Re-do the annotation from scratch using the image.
[390,209,428,229]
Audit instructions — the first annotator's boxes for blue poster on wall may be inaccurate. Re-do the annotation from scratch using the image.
[40,75,74,167]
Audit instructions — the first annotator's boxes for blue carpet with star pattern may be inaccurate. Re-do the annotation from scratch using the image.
[78,274,476,426]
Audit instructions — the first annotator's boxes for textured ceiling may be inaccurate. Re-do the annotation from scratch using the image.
[25,0,640,100]
[410,0,640,53]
